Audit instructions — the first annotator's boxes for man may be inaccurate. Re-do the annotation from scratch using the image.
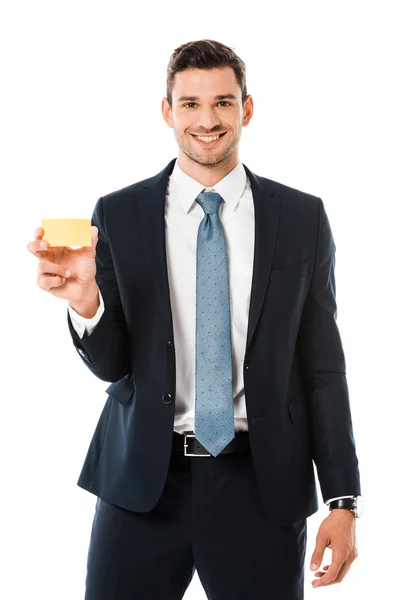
[28,39,362,599]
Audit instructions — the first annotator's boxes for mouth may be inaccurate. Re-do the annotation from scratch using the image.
[190,132,227,147]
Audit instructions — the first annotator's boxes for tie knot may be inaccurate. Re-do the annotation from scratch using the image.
[195,191,223,215]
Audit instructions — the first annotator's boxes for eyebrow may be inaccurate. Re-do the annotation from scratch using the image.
[176,94,237,103]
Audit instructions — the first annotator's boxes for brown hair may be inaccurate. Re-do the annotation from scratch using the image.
[166,39,248,107]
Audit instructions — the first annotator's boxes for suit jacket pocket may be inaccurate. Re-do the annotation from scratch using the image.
[105,376,135,405]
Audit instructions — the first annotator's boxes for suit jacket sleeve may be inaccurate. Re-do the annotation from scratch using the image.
[68,287,106,338]
[297,198,361,502]
[67,196,131,382]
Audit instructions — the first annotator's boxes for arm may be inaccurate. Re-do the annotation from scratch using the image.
[68,286,105,338]
[67,196,131,382]
[297,198,361,502]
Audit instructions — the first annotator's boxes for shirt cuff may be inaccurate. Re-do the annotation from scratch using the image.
[68,287,105,339]
[325,495,356,505]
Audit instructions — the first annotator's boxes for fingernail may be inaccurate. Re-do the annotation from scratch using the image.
[65,270,71,277]
[311,563,318,571]
[40,241,47,248]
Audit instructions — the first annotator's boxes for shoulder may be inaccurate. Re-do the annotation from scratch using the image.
[271,179,319,204]
[246,170,322,229]
[97,161,174,212]
[92,171,162,224]
[244,164,321,209]
[260,176,320,206]
[100,176,151,205]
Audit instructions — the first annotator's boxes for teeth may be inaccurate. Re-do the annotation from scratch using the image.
[196,134,221,142]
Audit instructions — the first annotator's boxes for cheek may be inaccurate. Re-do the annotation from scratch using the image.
[171,113,186,130]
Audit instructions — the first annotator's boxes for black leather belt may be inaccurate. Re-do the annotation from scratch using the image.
[172,431,250,457]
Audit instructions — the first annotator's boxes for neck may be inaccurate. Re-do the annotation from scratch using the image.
[177,150,239,187]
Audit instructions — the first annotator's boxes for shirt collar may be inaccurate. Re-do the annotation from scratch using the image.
[169,158,248,214]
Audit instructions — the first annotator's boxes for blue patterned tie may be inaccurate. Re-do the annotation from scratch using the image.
[194,190,235,457]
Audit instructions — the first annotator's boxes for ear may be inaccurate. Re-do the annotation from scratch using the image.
[161,97,174,128]
[242,94,254,127]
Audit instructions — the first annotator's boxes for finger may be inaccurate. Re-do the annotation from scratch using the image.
[85,226,98,246]
[327,559,352,585]
[310,535,327,571]
[38,260,71,278]
[312,554,346,587]
[27,237,49,255]
[81,225,98,258]
[38,274,66,291]
[313,565,330,576]
[90,225,98,250]
[35,227,44,239]
[89,225,98,249]
[318,559,351,587]
[328,550,357,585]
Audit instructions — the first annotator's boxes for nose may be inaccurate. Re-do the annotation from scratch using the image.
[195,105,221,132]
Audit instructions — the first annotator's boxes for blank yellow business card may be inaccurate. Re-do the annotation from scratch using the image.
[42,219,92,247]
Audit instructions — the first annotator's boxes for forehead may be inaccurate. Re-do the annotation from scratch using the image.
[172,67,240,100]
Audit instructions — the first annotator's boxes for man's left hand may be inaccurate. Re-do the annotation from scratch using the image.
[310,509,358,588]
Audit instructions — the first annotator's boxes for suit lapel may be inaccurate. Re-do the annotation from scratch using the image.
[242,164,280,355]
[137,158,281,355]
[136,158,177,332]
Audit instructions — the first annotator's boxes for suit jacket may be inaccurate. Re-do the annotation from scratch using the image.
[67,157,361,525]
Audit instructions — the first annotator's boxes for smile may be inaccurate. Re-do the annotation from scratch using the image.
[191,132,227,146]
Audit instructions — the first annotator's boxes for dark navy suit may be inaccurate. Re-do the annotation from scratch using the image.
[68,158,361,599]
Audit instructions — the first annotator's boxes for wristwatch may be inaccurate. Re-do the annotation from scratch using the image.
[328,495,364,518]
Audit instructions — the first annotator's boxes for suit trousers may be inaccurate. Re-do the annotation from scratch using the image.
[84,432,307,599]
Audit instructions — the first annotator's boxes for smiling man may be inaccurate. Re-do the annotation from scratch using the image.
[29,39,362,599]
[163,66,249,184]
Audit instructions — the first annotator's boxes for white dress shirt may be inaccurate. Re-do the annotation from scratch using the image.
[68,159,352,505]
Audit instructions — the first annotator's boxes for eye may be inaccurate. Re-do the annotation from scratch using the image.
[182,101,232,108]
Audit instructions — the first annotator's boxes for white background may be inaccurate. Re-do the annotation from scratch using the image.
[2,0,399,597]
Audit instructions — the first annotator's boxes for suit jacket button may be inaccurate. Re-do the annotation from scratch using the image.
[162,393,172,404]
[166,340,174,351]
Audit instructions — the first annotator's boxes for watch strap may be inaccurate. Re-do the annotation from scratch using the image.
[328,497,356,512]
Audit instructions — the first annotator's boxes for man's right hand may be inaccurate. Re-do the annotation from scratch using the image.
[27,225,100,317]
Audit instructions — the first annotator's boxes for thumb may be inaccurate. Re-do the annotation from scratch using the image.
[85,226,98,257]
[310,534,326,571]
[91,225,99,248]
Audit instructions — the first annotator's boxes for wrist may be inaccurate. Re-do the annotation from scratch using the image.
[68,283,99,318]
[329,508,356,519]
[328,496,363,519]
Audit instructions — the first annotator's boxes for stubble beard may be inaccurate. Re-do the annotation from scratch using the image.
[175,127,242,168]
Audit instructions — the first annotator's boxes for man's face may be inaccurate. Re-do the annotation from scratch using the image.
[162,67,253,168]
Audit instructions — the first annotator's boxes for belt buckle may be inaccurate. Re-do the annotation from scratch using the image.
[183,433,211,457]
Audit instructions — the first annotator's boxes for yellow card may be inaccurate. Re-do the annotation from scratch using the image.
[42,219,92,247]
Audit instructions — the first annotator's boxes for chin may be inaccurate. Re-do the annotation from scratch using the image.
[197,154,230,167]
